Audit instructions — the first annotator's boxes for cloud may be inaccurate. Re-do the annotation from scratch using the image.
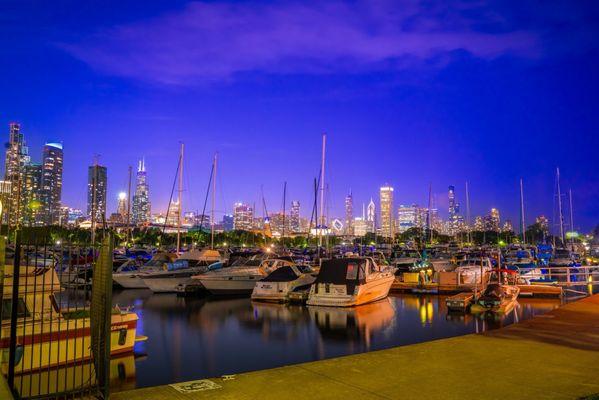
[60,0,540,85]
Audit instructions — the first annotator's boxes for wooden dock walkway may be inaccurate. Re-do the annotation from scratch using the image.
[113,294,599,400]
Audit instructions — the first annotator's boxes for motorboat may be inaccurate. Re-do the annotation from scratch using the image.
[141,249,222,293]
[194,257,295,296]
[471,270,520,314]
[306,257,395,307]
[251,264,316,303]
[391,250,424,273]
[0,265,141,375]
[453,257,493,285]
[505,249,536,269]
[113,252,177,289]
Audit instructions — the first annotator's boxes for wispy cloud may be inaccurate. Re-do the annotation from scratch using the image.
[60,0,540,85]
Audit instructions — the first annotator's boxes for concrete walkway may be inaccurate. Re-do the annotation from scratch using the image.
[113,295,599,400]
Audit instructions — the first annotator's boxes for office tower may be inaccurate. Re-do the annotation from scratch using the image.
[397,204,418,233]
[132,158,151,225]
[166,200,180,227]
[502,220,513,232]
[4,123,31,225]
[367,198,376,233]
[536,215,549,233]
[222,214,234,231]
[290,201,300,233]
[87,164,108,223]
[0,180,11,224]
[21,163,42,225]
[353,217,369,237]
[380,185,394,238]
[117,192,128,218]
[344,191,353,235]
[483,208,500,232]
[41,142,63,225]
[448,185,456,217]
[233,202,253,231]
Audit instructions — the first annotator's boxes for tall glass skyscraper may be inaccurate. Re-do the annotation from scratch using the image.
[132,158,151,225]
[87,164,108,223]
[380,185,394,239]
[41,142,63,225]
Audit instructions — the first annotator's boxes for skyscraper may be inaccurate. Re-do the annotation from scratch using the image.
[448,185,457,217]
[367,198,376,233]
[233,202,253,231]
[290,200,300,233]
[117,192,128,219]
[344,191,353,235]
[21,163,42,226]
[132,158,151,225]
[41,142,63,225]
[87,164,107,223]
[397,204,418,233]
[4,123,31,225]
[380,185,394,238]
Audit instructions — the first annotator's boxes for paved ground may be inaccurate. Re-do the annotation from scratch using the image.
[113,295,599,400]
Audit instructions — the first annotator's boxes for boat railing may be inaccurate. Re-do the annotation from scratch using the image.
[522,265,598,286]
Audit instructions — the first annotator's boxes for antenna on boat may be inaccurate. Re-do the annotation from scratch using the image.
[556,167,565,247]
[211,153,217,250]
[127,165,132,244]
[176,142,184,255]
[282,181,287,246]
[519,178,526,244]
[319,133,327,248]
[568,188,574,251]
[465,181,471,244]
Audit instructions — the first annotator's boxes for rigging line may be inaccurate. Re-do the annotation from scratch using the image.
[161,153,182,236]
[309,168,322,231]
[198,160,215,233]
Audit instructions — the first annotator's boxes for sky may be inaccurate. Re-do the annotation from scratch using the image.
[1,0,598,232]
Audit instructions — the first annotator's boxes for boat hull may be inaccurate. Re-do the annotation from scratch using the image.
[0,313,139,375]
[113,273,148,289]
[199,277,261,296]
[307,275,394,307]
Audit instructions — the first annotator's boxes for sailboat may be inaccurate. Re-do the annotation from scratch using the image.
[471,256,520,314]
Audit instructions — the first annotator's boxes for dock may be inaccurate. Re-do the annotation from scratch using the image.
[113,294,599,400]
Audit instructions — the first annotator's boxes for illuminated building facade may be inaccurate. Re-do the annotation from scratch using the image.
[233,202,253,231]
[380,185,394,238]
[87,164,107,223]
[132,158,151,225]
[290,200,300,233]
[21,163,43,226]
[40,142,63,225]
[344,191,353,235]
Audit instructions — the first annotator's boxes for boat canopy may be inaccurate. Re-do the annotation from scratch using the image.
[314,258,367,294]
[262,266,300,282]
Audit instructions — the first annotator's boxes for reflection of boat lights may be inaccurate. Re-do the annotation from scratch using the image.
[427,301,434,324]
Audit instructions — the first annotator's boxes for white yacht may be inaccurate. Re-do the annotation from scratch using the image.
[113,252,176,289]
[195,257,295,296]
[251,264,316,303]
[306,257,395,307]
[454,257,493,284]
[141,249,222,293]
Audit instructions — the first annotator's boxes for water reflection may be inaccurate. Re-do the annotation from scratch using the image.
[111,290,562,390]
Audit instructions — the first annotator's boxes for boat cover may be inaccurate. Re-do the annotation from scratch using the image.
[314,258,366,294]
[262,266,300,282]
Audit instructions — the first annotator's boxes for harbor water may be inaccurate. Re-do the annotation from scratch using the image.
[110,290,564,390]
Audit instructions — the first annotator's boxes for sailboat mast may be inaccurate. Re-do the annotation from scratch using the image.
[127,165,132,243]
[556,167,565,246]
[282,181,287,241]
[427,183,432,244]
[465,181,471,244]
[211,153,217,250]
[177,143,184,255]
[319,133,326,247]
[520,178,526,244]
[569,188,574,250]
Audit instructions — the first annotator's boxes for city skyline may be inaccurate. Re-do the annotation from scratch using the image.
[1,1,598,231]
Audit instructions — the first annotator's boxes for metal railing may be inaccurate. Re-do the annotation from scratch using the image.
[1,232,114,400]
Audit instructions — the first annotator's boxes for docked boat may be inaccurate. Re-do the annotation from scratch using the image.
[306,257,395,307]
[251,264,316,303]
[470,271,520,314]
[195,257,295,296]
[141,249,221,293]
[453,257,493,285]
[0,265,141,375]
[113,252,177,289]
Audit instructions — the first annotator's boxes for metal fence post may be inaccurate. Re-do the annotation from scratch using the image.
[7,230,21,390]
